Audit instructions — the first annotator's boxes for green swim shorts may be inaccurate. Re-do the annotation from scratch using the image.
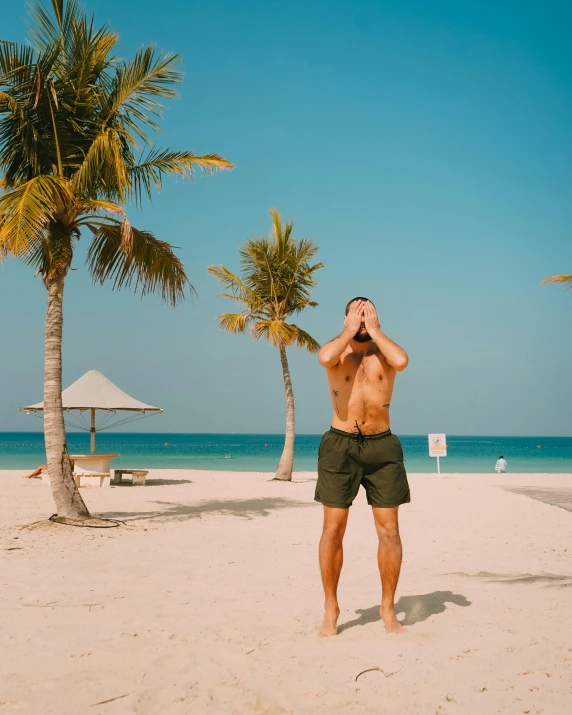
[315,427,410,509]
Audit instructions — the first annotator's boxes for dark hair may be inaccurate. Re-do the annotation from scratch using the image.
[499,456,504,459]
[345,296,375,315]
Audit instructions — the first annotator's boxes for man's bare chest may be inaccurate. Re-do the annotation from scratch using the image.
[339,353,389,387]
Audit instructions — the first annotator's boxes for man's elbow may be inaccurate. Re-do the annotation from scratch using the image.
[318,349,336,368]
[394,354,409,372]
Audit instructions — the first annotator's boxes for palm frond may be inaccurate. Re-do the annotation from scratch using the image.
[268,207,283,244]
[85,220,193,305]
[28,0,81,54]
[0,43,41,181]
[180,152,234,173]
[217,292,256,308]
[290,324,321,353]
[0,174,71,255]
[278,250,323,314]
[52,18,117,118]
[250,319,298,347]
[0,42,69,183]
[239,237,280,306]
[72,125,129,199]
[207,263,262,307]
[130,148,234,205]
[104,46,182,139]
[0,41,36,86]
[217,312,250,334]
[20,220,77,277]
[0,91,24,115]
[75,197,126,219]
[542,274,572,289]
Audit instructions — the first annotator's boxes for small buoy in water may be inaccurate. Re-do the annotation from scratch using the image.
[264,443,268,447]
[537,445,541,449]
[164,443,169,447]
[225,454,231,459]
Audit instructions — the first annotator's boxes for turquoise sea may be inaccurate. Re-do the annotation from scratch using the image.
[0,432,571,473]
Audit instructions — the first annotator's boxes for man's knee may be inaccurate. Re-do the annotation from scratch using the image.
[321,507,348,542]
[375,520,400,540]
[322,520,347,543]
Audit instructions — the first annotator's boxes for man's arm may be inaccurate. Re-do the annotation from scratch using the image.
[318,329,354,368]
[363,302,409,371]
[318,299,364,368]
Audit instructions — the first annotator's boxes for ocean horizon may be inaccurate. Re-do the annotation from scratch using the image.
[1,431,571,473]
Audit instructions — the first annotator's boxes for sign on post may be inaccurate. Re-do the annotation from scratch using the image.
[428,434,447,474]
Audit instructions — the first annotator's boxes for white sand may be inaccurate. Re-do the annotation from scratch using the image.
[1,469,571,714]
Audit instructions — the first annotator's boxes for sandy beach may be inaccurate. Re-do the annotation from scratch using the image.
[1,469,571,714]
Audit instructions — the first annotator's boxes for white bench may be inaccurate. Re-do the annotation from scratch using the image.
[69,454,118,488]
[40,470,110,487]
[74,472,110,488]
[113,469,149,486]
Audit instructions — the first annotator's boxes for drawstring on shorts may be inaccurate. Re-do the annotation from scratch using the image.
[354,420,366,446]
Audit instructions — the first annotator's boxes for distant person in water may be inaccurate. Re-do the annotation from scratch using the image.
[315,298,410,637]
[495,456,507,473]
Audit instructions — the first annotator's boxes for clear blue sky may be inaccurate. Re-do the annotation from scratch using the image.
[1,0,571,436]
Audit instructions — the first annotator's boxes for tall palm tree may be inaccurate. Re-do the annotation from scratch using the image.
[208,209,322,481]
[0,0,233,519]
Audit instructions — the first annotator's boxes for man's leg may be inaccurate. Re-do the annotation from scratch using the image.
[372,506,405,633]
[318,506,349,636]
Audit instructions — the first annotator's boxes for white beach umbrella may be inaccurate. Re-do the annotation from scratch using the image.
[21,370,163,453]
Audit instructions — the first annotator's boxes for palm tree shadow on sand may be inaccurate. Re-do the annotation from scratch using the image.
[338,591,472,632]
[98,497,312,523]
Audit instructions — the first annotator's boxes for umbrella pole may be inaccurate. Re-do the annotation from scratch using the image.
[90,408,96,454]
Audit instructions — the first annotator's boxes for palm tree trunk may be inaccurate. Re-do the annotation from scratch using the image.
[274,345,295,481]
[44,275,90,519]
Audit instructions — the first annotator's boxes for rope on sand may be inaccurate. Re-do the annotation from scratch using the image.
[90,693,129,707]
[355,667,401,681]
[49,514,125,528]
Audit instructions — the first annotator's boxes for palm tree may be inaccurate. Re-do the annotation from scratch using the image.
[208,209,323,481]
[0,0,233,519]
[543,275,572,291]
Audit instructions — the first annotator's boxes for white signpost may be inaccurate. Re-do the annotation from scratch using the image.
[428,433,447,474]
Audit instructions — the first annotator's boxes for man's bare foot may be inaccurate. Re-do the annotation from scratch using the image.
[381,606,406,634]
[319,606,340,637]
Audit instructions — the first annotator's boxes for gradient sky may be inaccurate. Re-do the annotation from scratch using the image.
[1,0,571,436]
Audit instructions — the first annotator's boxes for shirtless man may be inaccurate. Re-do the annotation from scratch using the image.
[315,297,410,636]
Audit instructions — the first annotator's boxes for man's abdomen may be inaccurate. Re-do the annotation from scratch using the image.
[331,394,391,434]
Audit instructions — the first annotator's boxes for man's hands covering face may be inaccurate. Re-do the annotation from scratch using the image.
[344,300,364,333]
[363,301,381,333]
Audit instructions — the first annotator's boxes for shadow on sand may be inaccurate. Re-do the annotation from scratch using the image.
[112,478,194,486]
[450,571,572,588]
[339,590,472,632]
[500,486,572,512]
[98,496,313,524]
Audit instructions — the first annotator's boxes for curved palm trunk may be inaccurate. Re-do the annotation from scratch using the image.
[44,275,90,519]
[275,345,295,481]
